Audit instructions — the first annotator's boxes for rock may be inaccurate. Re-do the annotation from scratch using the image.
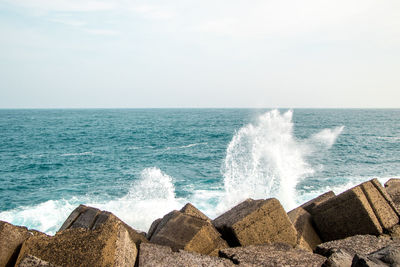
[352,243,400,267]
[150,210,228,256]
[146,218,162,239]
[315,235,393,258]
[16,254,61,267]
[351,254,388,267]
[0,221,38,267]
[219,243,326,266]
[180,203,211,223]
[16,207,138,267]
[323,248,354,267]
[390,225,400,240]
[138,242,234,267]
[312,179,399,241]
[385,178,400,210]
[213,198,297,247]
[288,207,322,251]
[59,205,148,247]
[301,191,336,215]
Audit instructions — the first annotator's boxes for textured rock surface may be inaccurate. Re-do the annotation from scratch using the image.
[385,178,400,210]
[59,205,147,247]
[390,225,400,240]
[17,254,61,267]
[180,203,211,222]
[322,248,354,267]
[288,207,321,251]
[220,243,326,267]
[0,221,36,267]
[138,242,234,267]
[146,218,162,239]
[16,208,138,267]
[313,179,399,241]
[315,235,393,257]
[213,198,297,247]
[366,243,400,265]
[301,191,336,215]
[150,210,228,256]
[352,254,388,267]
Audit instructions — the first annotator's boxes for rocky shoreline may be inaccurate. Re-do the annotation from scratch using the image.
[2,178,400,267]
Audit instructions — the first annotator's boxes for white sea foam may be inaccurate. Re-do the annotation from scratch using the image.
[0,199,79,234]
[0,167,183,235]
[89,167,183,231]
[217,109,344,213]
[0,110,347,234]
[310,126,344,148]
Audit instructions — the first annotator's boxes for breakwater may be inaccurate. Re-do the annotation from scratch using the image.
[1,178,400,267]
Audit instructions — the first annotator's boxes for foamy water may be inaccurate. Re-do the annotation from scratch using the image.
[0,109,398,235]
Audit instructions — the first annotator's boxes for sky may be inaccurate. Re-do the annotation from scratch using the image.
[0,0,399,108]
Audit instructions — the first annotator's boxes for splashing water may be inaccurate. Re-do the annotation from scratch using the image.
[0,110,346,234]
[218,110,344,212]
[85,167,183,232]
[0,167,182,234]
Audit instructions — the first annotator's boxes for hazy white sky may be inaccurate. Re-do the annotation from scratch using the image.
[0,0,399,108]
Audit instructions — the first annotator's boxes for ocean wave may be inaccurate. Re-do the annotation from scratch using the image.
[0,167,184,235]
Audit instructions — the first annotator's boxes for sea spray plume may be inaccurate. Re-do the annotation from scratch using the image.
[90,167,182,232]
[0,167,182,235]
[219,110,314,212]
[311,126,344,149]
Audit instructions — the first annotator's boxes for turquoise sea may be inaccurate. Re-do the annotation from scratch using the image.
[0,109,399,234]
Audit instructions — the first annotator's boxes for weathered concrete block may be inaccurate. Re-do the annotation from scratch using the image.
[147,203,211,240]
[300,191,336,215]
[385,178,400,209]
[138,243,234,267]
[17,254,61,267]
[180,203,211,223]
[312,179,399,241]
[212,198,297,247]
[315,235,393,257]
[288,207,321,251]
[16,207,138,267]
[355,243,400,266]
[323,248,354,267]
[219,243,326,267]
[150,210,228,256]
[146,218,162,239]
[0,221,36,267]
[59,205,148,247]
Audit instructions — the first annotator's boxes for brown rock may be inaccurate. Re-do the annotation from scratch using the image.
[16,207,138,267]
[16,254,61,267]
[389,225,400,240]
[315,235,393,257]
[146,218,162,239]
[150,210,228,256]
[301,191,336,215]
[363,243,400,266]
[312,179,399,241]
[385,178,400,210]
[352,253,387,267]
[212,198,297,247]
[180,203,211,222]
[59,205,148,247]
[0,221,36,267]
[288,207,321,251]
[219,243,326,267]
[323,248,354,267]
[138,242,234,267]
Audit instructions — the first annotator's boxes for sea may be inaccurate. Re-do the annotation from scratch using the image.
[0,109,399,235]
